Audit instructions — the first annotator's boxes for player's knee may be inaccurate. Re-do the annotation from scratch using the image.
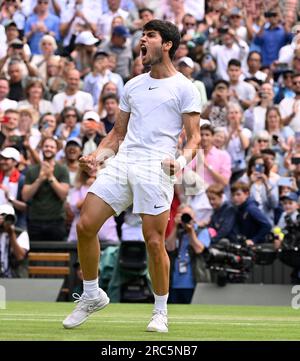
[146,235,165,260]
[76,216,97,239]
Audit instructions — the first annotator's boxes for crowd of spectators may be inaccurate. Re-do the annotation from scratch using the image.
[0,0,300,297]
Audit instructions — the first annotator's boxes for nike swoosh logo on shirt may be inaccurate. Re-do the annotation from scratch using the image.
[148,86,159,90]
[154,205,164,209]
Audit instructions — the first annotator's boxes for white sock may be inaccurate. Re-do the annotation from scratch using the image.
[83,278,100,299]
[154,292,168,313]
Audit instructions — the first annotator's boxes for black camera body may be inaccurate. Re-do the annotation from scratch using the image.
[278,212,300,268]
[204,239,254,286]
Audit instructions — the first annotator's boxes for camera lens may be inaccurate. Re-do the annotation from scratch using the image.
[181,213,192,224]
[4,214,16,225]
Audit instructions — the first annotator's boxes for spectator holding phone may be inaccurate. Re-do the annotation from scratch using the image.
[246,154,279,225]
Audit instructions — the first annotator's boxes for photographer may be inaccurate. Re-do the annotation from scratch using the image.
[0,204,29,278]
[165,204,211,304]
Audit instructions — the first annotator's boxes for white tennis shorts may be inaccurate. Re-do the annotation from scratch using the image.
[88,153,175,215]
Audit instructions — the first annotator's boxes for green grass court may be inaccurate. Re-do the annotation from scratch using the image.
[0,302,300,341]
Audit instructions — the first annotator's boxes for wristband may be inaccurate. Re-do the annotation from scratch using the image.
[176,155,187,170]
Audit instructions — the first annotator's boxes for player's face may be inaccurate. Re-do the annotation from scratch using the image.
[139,30,164,66]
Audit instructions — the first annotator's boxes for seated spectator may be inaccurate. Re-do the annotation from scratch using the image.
[30,34,59,82]
[227,58,256,109]
[81,110,105,156]
[225,102,251,183]
[273,69,295,104]
[96,80,119,118]
[101,93,119,134]
[244,82,275,133]
[55,106,81,141]
[59,137,82,188]
[0,204,29,277]
[244,51,267,82]
[206,184,236,244]
[18,78,54,116]
[7,60,26,101]
[231,182,272,245]
[22,137,70,241]
[213,126,228,150]
[166,204,211,304]
[52,69,93,115]
[0,76,17,113]
[277,192,299,230]
[201,80,230,128]
[245,155,279,225]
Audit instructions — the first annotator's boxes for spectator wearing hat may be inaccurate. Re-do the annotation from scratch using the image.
[59,0,102,48]
[81,110,105,156]
[0,203,29,278]
[52,69,93,115]
[59,137,83,188]
[4,21,31,59]
[24,0,60,55]
[0,77,17,113]
[228,7,247,42]
[96,0,129,39]
[18,78,53,116]
[72,31,99,77]
[83,51,123,106]
[100,93,119,134]
[177,56,207,107]
[277,192,299,230]
[0,39,38,80]
[22,136,70,241]
[99,25,133,81]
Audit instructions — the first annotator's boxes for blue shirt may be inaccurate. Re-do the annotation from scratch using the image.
[254,25,292,66]
[172,227,211,289]
[24,14,60,54]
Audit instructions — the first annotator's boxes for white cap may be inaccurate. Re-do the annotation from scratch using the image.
[178,56,194,69]
[83,111,100,123]
[199,118,211,127]
[1,147,21,162]
[0,204,15,216]
[75,31,99,46]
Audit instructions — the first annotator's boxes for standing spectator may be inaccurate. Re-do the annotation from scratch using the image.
[52,69,94,115]
[22,137,70,241]
[273,69,295,104]
[227,59,256,109]
[83,51,123,106]
[279,73,300,132]
[99,25,133,81]
[24,0,60,55]
[210,27,249,80]
[253,10,293,66]
[0,77,17,113]
[231,181,272,245]
[81,110,105,156]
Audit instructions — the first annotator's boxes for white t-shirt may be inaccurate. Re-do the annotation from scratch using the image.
[52,90,94,114]
[0,98,18,112]
[279,98,300,132]
[119,72,201,159]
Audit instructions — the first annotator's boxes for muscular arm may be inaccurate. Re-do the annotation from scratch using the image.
[93,110,130,163]
[181,112,201,163]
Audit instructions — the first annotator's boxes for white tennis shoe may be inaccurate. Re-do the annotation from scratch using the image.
[63,290,110,329]
[146,310,168,333]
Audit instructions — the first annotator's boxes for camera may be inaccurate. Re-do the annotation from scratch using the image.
[278,212,300,268]
[218,26,229,34]
[181,213,192,224]
[203,239,254,286]
[0,213,16,229]
[11,43,23,50]
[264,11,277,18]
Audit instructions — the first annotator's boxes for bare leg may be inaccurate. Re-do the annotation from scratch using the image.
[141,211,170,295]
[77,193,115,280]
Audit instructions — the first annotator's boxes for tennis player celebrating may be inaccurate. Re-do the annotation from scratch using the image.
[63,20,202,333]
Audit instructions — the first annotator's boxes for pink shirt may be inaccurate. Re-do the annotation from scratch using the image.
[190,146,232,185]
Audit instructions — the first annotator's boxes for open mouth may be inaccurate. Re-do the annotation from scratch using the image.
[140,45,147,58]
